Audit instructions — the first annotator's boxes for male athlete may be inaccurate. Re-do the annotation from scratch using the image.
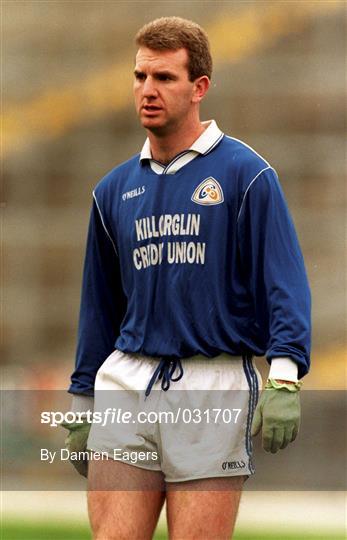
[63,17,311,539]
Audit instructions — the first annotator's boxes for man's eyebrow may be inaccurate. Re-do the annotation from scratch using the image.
[154,70,177,77]
[134,68,177,77]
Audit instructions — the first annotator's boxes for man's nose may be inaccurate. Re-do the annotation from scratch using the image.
[143,76,158,97]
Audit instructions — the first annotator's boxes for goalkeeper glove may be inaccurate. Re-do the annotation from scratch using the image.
[251,378,302,453]
[61,418,91,477]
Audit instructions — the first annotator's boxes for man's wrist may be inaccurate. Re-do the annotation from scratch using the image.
[268,357,298,382]
[71,394,94,414]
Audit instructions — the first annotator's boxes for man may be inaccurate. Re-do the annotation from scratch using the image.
[63,16,311,539]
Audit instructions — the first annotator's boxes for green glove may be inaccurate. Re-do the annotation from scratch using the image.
[251,378,302,453]
[61,419,91,477]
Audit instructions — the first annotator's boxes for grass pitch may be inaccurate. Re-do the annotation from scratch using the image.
[1,521,346,540]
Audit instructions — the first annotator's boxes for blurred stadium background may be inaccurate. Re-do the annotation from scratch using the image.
[1,1,346,539]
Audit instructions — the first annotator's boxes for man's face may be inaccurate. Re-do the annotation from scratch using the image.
[133,47,197,135]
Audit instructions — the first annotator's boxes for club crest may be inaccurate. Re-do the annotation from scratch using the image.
[191,177,224,206]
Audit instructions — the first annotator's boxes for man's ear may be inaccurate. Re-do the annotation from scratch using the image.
[192,76,210,104]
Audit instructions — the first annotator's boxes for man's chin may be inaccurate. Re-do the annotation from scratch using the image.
[141,116,162,127]
[141,119,168,136]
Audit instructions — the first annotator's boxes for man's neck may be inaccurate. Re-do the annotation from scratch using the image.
[147,120,207,165]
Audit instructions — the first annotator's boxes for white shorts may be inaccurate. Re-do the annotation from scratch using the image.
[87,349,262,483]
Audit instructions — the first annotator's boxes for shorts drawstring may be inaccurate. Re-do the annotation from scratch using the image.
[145,357,184,397]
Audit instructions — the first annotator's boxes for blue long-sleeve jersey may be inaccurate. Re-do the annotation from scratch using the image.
[69,127,311,396]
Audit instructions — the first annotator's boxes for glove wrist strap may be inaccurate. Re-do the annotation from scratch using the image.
[265,378,303,392]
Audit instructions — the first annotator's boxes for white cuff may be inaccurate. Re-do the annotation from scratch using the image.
[70,394,94,414]
[268,357,298,382]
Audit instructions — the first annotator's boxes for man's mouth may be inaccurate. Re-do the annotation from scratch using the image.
[142,105,162,112]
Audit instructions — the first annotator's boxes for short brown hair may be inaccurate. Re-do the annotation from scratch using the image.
[135,16,212,82]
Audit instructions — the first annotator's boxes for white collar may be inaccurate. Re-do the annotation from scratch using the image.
[139,120,223,162]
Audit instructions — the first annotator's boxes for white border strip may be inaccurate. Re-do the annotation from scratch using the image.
[237,166,272,222]
[92,190,118,256]
[225,135,271,167]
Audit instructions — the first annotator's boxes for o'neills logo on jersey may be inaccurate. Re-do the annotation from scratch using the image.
[122,185,145,201]
[191,177,224,206]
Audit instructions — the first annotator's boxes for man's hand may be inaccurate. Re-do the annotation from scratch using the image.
[251,379,302,453]
[61,419,91,477]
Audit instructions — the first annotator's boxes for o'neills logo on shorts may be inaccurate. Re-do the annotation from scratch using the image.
[222,460,246,471]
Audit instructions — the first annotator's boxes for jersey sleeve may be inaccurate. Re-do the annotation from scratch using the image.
[237,167,311,378]
[68,193,127,396]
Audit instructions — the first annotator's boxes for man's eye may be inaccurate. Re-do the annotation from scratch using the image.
[135,73,146,81]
